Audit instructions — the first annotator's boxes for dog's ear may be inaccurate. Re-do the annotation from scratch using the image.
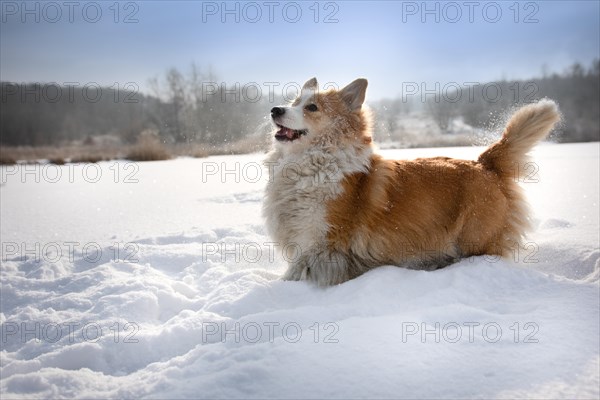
[302,77,318,90]
[340,78,368,110]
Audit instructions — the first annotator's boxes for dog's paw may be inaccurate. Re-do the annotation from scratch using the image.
[281,265,306,281]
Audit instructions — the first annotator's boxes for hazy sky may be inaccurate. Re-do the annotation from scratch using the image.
[1,1,598,100]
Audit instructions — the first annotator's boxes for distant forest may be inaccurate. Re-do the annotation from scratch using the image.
[1,60,598,147]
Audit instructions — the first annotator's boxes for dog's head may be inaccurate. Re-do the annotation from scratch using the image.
[270,78,372,150]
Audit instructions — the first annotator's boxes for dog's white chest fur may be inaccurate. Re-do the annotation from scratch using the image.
[263,147,371,254]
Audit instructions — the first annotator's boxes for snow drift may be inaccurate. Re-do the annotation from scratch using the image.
[1,143,598,398]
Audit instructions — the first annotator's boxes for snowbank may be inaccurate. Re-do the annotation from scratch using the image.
[1,143,598,398]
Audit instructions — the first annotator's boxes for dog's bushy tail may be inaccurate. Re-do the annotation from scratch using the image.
[478,99,561,179]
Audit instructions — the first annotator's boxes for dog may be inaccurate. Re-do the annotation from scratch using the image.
[263,77,560,286]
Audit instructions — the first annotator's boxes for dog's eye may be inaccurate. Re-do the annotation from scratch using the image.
[305,104,318,112]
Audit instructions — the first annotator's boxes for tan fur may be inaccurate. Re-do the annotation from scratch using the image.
[264,78,561,286]
[327,156,510,272]
[293,89,373,148]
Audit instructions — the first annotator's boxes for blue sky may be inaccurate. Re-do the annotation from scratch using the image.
[1,0,598,100]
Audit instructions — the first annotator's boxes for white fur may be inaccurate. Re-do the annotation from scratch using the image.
[263,141,372,283]
[272,91,314,132]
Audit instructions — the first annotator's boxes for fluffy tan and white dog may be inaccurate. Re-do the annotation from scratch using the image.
[263,77,560,286]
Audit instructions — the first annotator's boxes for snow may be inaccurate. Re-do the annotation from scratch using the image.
[1,142,599,399]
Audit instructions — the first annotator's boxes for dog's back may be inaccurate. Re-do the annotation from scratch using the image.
[327,155,506,271]
[327,100,561,273]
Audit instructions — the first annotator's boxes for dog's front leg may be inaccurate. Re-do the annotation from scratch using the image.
[282,248,355,286]
[281,261,309,281]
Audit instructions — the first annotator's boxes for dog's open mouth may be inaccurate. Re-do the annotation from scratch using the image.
[274,124,307,142]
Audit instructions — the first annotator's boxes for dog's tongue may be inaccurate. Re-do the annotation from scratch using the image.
[277,126,295,139]
[285,128,296,139]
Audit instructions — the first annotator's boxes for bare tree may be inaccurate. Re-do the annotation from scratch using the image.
[166,67,187,142]
[427,97,457,133]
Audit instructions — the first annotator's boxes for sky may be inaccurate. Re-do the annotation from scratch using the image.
[1,0,599,100]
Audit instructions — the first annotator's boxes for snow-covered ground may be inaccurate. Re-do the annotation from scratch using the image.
[1,143,599,399]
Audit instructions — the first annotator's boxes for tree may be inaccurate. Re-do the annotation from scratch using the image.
[427,97,457,133]
[166,68,187,142]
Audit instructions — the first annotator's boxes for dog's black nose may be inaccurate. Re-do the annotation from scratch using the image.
[271,107,285,118]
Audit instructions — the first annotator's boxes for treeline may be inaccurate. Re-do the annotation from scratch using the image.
[1,61,599,147]
[145,65,268,145]
[1,82,155,146]
[0,64,269,147]
[375,60,600,142]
